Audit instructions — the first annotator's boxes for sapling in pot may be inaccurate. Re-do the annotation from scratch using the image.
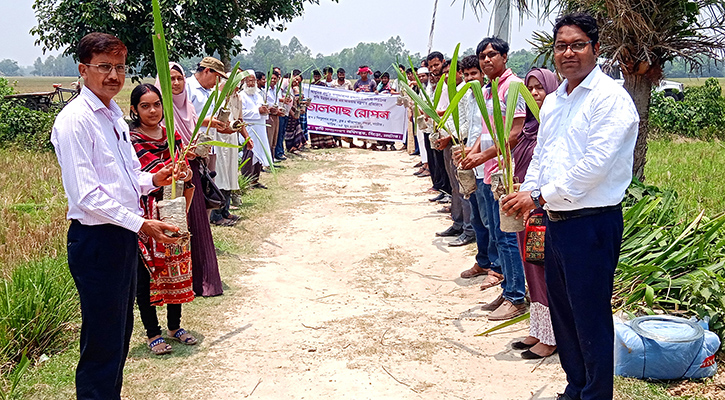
[469,78,540,232]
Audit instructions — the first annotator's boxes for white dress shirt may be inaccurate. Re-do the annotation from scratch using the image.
[521,66,639,211]
[51,86,156,233]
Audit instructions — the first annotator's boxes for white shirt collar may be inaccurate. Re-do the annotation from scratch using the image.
[557,66,602,98]
[80,86,123,120]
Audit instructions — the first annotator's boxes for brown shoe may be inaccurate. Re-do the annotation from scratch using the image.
[461,263,490,279]
[480,271,504,291]
[481,294,504,311]
[488,300,527,321]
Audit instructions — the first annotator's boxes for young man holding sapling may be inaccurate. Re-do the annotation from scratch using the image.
[424,51,452,200]
[455,37,527,321]
[51,32,183,400]
[502,13,638,400]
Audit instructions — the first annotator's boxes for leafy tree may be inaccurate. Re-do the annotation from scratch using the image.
[0,59,21,76]
[225,36,418,80]
[30,0,330,77]
[31,55,79,76]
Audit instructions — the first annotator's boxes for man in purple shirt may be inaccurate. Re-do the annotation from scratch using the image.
[354,66,377,92]
[51,32,182,400]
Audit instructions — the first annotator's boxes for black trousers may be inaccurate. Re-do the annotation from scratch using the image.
[545,208,623,400]
[136,261,182,339]
[423,132,450,193]
[67,221,138,400]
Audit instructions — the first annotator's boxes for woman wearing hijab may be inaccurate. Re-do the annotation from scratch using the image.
[511,67,559,359]
[156,62,224,297]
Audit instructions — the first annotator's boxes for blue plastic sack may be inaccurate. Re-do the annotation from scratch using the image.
[614,315,720,380]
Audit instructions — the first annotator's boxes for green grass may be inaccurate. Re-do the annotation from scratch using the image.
[3,144,722,399]
[670,77,725,89]
[0,149,67,278]
[645,139,725,217]
[14,151,342,399]
[7,76,154,116]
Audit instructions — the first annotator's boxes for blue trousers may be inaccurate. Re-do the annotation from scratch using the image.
[67,221,138,400]
[276,116,288,157]
[479,181,526,304]
[545,208,623,400]
[469,179,496,270]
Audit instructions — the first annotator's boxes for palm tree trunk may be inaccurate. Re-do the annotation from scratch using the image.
[492,0,511,42]
[428,0,439,55]
[623,74,652,181]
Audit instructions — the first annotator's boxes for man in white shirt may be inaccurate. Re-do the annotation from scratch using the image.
[187,57,241,226]
[239,72,271,188]
[265,71,283,162]
[51,33,181,400]
[424,52,451,198]
[435,60,475,247]
[502,13,638,400]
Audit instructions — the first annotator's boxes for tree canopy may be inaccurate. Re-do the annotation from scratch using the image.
[31,0,329,77]
[0,60,21,77]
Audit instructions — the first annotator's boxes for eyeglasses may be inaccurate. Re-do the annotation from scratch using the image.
[84,63,127,74]
[479,51,500,60]
[553,41,593,54]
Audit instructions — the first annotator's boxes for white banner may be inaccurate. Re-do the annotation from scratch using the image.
[305,84,408,142]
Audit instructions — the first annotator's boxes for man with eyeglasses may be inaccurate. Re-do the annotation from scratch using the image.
[50,32,182,399]
[456,36,528,322]
[501,12,638,400]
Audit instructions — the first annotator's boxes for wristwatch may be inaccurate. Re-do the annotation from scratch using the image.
[531,189,542,209]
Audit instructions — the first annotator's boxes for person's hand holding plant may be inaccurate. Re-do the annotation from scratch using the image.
[140,219,180,244]
[500,190,537,221]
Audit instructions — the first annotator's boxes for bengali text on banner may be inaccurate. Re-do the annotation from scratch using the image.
[304,84,408,142]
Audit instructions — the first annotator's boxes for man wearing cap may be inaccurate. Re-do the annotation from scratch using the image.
[354,66,377,93]
[186,57,239,226]
[187,57,228,122]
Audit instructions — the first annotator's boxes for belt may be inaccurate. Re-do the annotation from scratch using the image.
[546,204,622,222]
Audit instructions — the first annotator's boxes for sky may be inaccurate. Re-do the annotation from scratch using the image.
[1,0,554,67]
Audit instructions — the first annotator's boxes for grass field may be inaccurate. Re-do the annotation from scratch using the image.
[670,77,725,89]
[5,76,154,116]
[645,139,725,216]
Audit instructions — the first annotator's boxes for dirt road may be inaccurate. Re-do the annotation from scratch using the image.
[192,149,566,399]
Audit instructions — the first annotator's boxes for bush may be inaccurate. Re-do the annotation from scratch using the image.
[649,78,725,140]
[616,179,725,347]
[0,79,57,151]
[0,257,79,372]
